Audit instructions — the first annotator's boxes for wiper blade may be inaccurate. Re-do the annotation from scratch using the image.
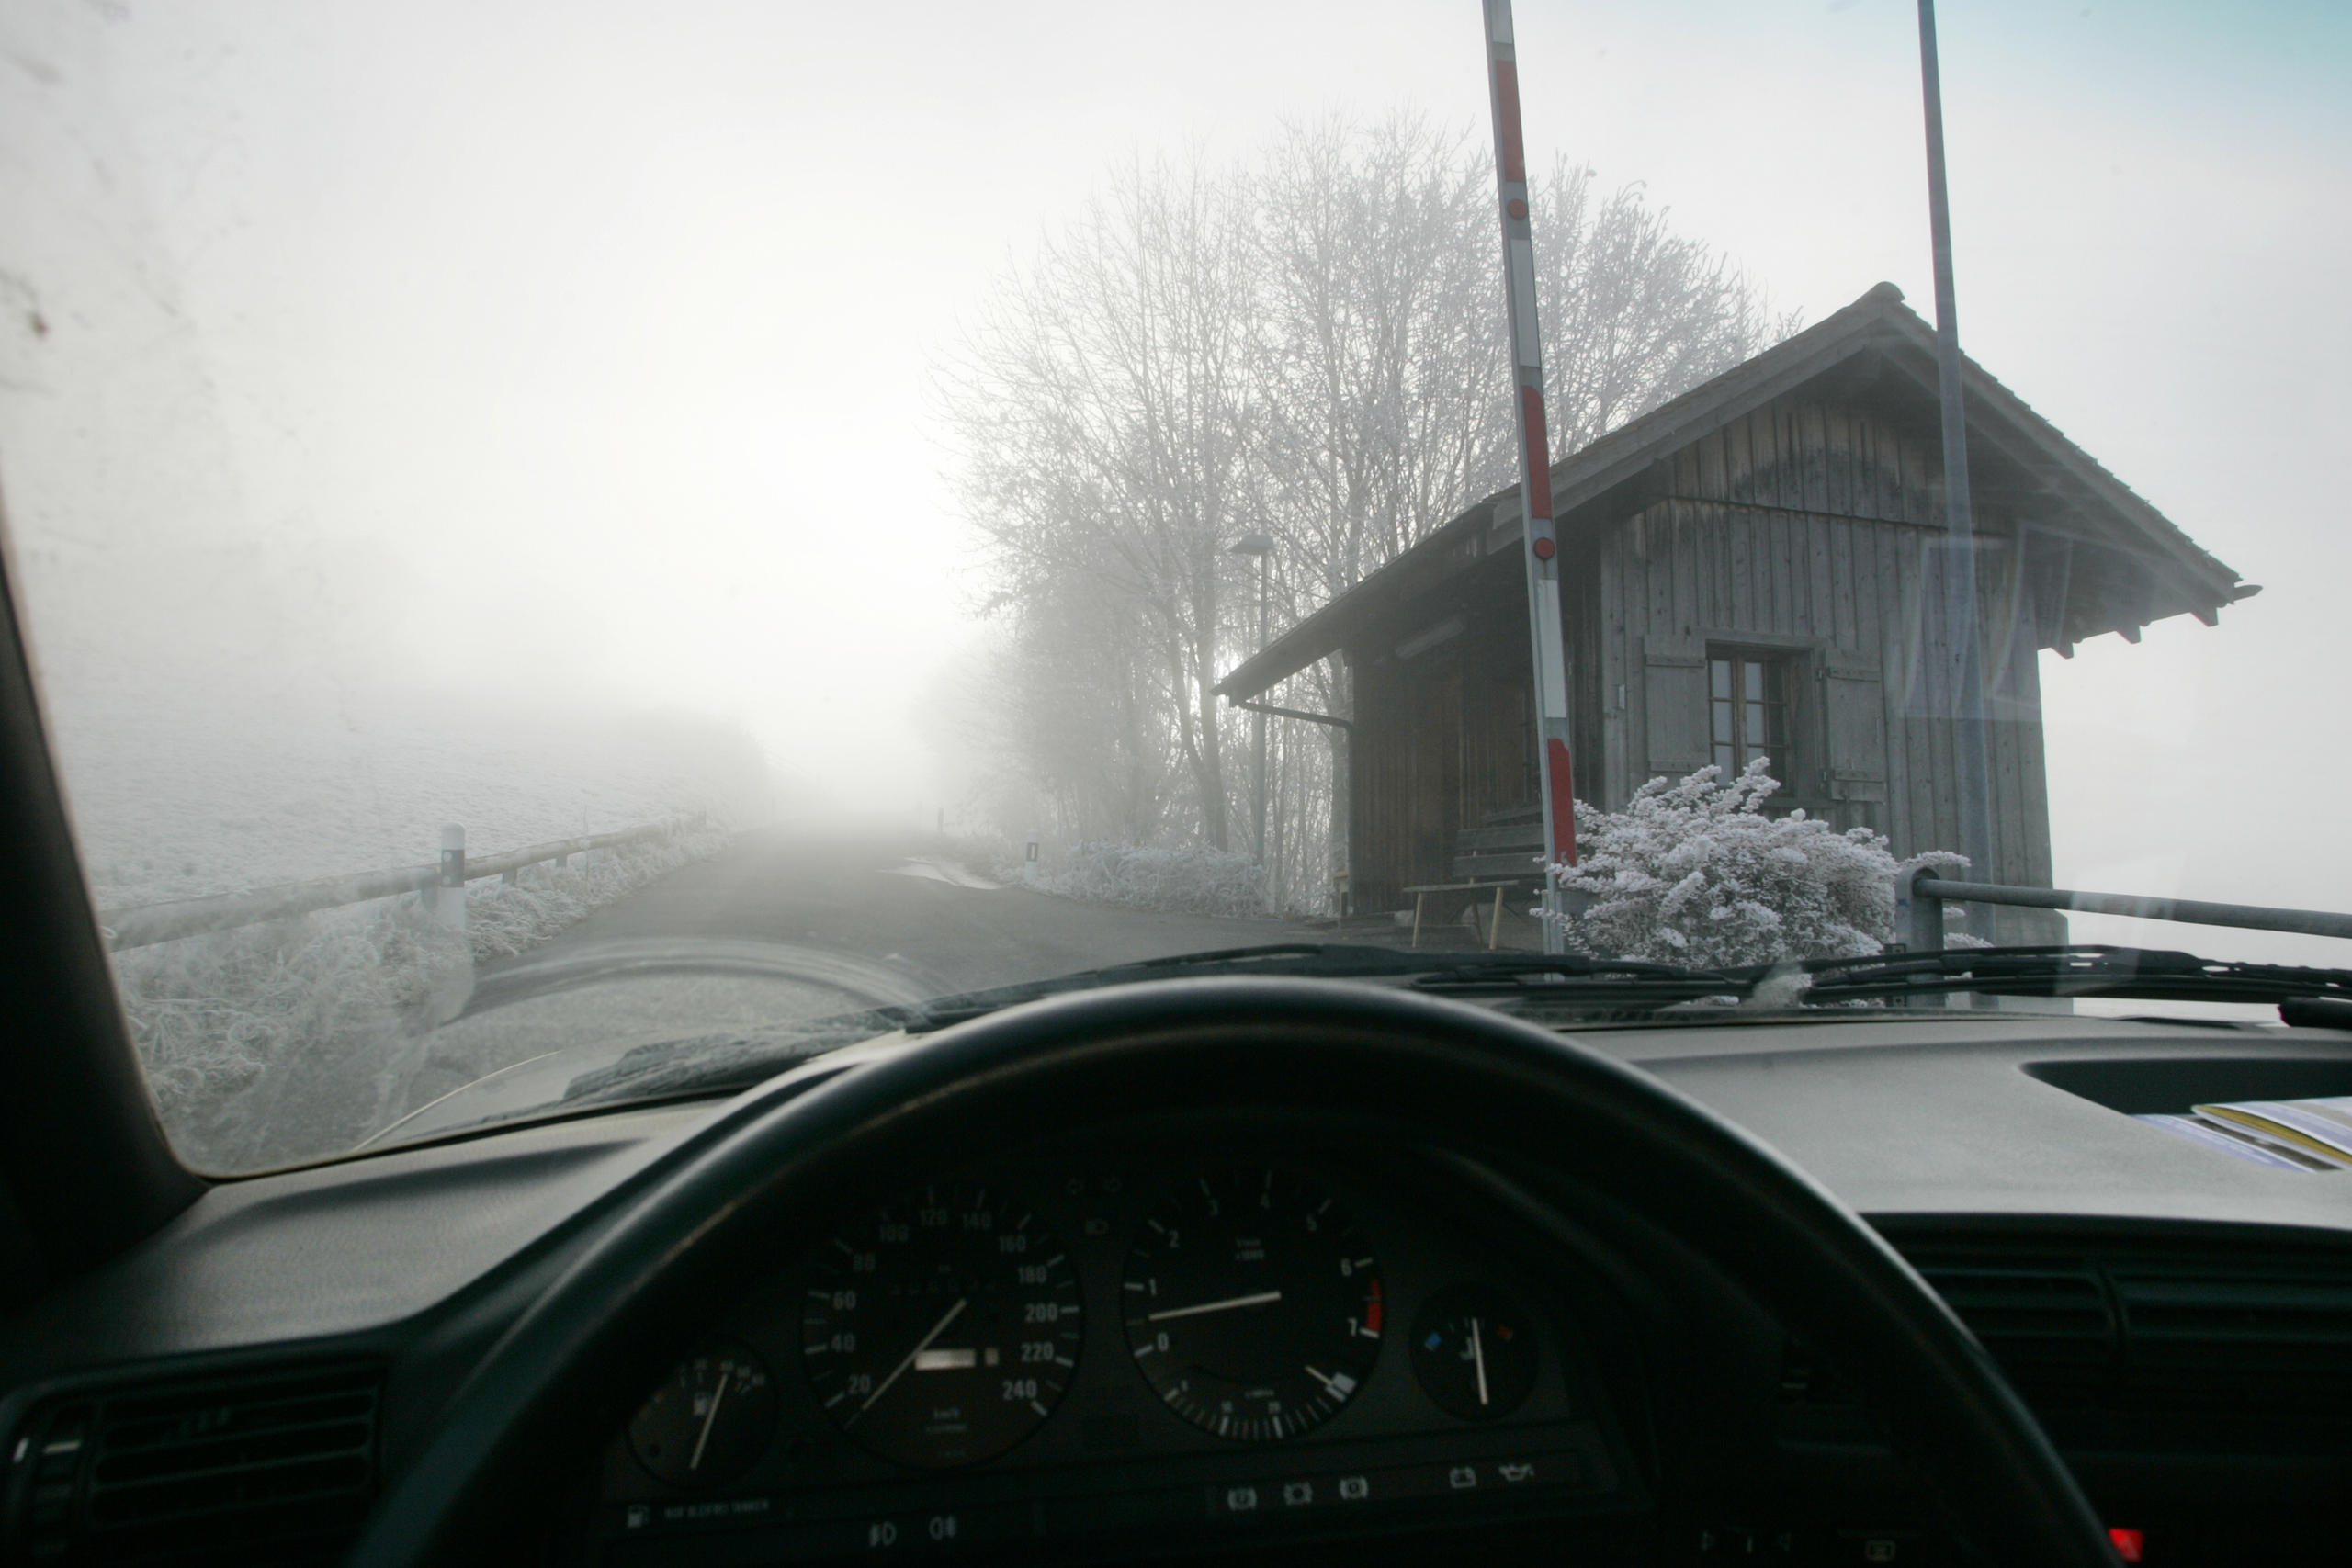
[560,1012,907,1106]
[1798,945,2352,1007]
[892,943,1749,1030]
[552,943,1745,1105]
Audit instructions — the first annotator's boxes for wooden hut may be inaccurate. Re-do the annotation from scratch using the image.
[1216,283,2255,936]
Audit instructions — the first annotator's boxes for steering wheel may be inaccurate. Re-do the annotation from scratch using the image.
[348,978,2114,1567]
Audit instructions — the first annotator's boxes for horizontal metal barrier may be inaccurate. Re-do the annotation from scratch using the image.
[1899,867,2352,953]
[97,813,706,952]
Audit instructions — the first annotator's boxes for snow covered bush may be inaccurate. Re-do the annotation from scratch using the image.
[1014,840,1268,920]
[1550,759,1962,969]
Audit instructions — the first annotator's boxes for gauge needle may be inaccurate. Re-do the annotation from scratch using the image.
[1147,1289,1282,1322]
[1470,1316,1490,1408]
[854,1298,968,1422]
[687,1374,728,1471]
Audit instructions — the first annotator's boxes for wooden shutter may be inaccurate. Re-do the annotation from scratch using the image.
[1817,653,1888,803]
[1642,638,1711,780]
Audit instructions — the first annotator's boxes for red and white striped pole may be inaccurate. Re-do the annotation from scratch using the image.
[1482,0,1577,953]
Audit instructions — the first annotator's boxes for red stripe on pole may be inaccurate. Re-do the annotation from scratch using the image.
[1519,385,1553,520]
[1494,61,1527,183]
[1546,739,1577,866]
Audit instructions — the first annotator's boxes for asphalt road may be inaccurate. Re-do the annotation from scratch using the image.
[379,829,1341,1133]
[502,829,1337,997]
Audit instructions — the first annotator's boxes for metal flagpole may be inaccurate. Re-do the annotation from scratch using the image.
[1917,0,1996,928]
[1481,0,1576,955]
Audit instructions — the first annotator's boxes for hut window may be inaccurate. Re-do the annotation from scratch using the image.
[1709,651,1792,784]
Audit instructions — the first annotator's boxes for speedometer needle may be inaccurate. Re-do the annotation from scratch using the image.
[854,1297,968,1422]
[1147,1289,1282,1322]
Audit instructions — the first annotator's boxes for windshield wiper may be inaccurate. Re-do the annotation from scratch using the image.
[893,943,1751,1029]
[558,942,2352,1113]
[560,1013,906,1107]
[557,943,1751,1106]
[1797,945,2352,1008]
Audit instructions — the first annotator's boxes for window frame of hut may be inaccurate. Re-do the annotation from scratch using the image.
[1708,647,1795,791]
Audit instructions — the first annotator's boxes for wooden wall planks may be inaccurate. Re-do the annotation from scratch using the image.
[1584,391,2053,878]
[1341,389,2075,912]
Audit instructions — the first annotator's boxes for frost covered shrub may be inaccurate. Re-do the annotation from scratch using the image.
[115,821,730,1171]
[1029,841,1268,920]
[462,823,725,961]
[1551,760,1962,969]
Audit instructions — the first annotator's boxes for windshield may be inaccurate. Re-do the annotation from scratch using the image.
[1,2,2344,1173]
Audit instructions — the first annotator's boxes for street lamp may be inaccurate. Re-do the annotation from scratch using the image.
[1229,533,1275,884]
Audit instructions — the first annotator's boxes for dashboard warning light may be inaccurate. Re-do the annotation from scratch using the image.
[2107,1527,2144,1563]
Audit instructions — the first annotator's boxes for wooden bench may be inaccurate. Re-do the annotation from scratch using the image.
[1400,880,1522,950]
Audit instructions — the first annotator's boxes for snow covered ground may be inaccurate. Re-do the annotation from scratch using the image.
[28,662,782,1172]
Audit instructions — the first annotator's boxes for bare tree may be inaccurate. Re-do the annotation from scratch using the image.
[946,151,1261,851]
[944,116,1796,895]
[1532,161,1804,456]
[1247,112,1516,895]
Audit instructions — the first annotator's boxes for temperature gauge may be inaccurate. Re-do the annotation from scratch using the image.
[628,1342,779,1486]
[1408,1284,1537,1421]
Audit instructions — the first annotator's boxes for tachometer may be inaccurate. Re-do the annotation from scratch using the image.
[1122,1168,1382,1440]
[801,1183,1081,1469]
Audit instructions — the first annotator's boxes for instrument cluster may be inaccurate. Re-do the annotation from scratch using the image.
[597,1143,1632,1557]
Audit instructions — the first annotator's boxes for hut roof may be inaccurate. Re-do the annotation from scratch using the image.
[1218,282,2253,703]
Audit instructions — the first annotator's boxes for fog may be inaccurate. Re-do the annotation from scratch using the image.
[2,2,2346,954]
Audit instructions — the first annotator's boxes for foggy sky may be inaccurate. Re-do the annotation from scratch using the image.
[2,1,2346,963]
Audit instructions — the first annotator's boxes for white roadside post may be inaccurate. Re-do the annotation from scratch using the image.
[435,823,468,935]
[1481,0,1578,955]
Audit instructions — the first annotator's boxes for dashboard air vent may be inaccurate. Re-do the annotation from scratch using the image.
[1910,1262,2115,1370]
[2114,1273,2352,1357]
[6,1361,381,1567]
[1885,1234,2352,1446]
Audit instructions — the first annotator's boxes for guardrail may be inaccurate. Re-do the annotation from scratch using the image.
[1897,866,2352,953]
[96,813,707,953]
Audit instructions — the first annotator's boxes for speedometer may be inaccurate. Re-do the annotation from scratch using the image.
[1122,1168,1383,1440]
[801,1183,1082,1469]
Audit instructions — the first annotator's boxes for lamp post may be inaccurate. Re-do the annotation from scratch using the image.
[1229,534,1275,888]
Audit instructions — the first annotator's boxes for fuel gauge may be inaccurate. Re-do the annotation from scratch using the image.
[1408,1285,1537,1421]
[628,1342,779,1487]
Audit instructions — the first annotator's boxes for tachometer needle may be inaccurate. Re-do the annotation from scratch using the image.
[687,1375,728,1471]
[1470,1316,1490,1407]
[854,1297,968,1422]
[1147,1289,1283,1322]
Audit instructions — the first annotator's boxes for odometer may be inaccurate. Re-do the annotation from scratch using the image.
[1122,1168,1382,1440]
[801,1183,1081,1469]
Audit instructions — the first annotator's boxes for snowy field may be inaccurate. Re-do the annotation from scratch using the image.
[43,671,776,913]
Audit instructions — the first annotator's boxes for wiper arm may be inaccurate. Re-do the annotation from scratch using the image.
[1799,945,2352,1007]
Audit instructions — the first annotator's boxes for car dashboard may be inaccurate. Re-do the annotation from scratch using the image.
[6,1009,2352,1567]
